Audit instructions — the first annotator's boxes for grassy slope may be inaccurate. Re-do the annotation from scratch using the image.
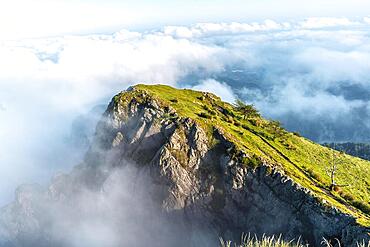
[118,84,370,226]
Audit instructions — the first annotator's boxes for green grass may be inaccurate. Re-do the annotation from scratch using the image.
[220,233,370,247]
[220,234,306,247]
[115,84,370,226]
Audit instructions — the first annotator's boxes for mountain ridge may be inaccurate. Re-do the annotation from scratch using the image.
[122,84,369,223]
[0,84,369,246]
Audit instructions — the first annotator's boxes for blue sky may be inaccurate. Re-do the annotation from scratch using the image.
[1,0,370,39]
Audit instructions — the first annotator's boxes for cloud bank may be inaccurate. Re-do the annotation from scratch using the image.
[0,31,225,205]
[3,0,370,39]
[2,17,370,207]
[0,161,215,246]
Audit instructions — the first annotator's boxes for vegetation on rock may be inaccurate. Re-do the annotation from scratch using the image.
[114,84,370,226]
[234,100,261,119]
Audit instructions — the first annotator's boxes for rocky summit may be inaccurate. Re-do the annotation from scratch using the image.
[0,84,369,247]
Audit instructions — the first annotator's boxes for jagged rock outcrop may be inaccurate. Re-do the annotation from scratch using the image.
[82,87,369,245]
[0,86,369,246]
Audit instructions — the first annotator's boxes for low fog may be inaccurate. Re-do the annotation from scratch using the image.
[0,158,216,247]
[1,17,370,245]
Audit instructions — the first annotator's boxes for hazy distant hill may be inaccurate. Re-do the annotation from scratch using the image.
[323,142,370,161]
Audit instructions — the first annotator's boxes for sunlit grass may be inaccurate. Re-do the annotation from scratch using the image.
[220,234,306,247]
[115,84,370,226]
[220,233,370,247]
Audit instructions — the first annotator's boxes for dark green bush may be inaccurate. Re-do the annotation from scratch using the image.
[203,105,211,111]
[198,112,212,119]
[340,192,355,202]
[243,155,262,169]
[293,131,301,137]
[241,124,250,131]
[221,107,235,117]
[352,200,370,214]
[234,121,241,127]
[248,118,263,127]
[203,105,217,116]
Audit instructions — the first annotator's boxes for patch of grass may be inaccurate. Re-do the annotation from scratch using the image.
[198,112,212,119]
[220,233,306,247]
[248,118,264,127]
[321,238,370,247]
[171,149,189,168]
[242,154,262,169]
[339,191,355,202]
[221,234,370,247]
[203,105,217,115]
[305,168,324,183]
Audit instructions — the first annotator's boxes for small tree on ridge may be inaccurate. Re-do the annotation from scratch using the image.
[234,99,260,119]
[325,149,348,191]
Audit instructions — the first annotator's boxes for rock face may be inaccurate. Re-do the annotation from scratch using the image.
[1,87,369,246]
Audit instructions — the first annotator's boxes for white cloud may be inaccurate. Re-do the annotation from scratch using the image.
[293,47,370,84]
[164,26,197,39]
[3,0,370,39]
[257,81,364,118]
[363,16,370,24]
[163,20,285,39]
[299,17,357,29]
[161,17,370,39]
[190,79,236,103]
[0,0,145,40]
